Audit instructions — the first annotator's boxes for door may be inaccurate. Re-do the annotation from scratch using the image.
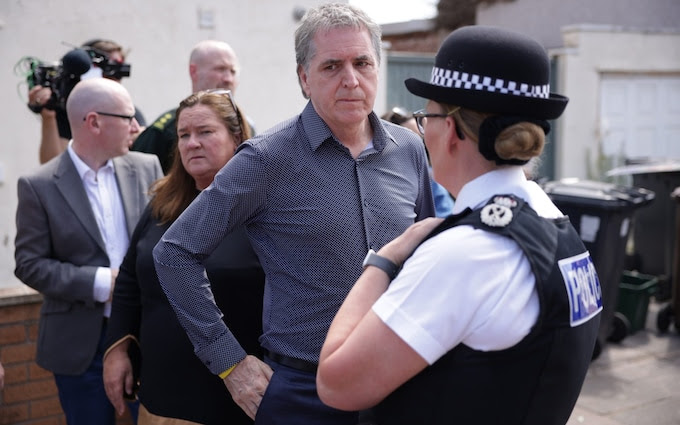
[600,74,680,163]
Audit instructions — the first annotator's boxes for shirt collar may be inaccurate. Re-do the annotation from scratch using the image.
[300,101,394,151]
[67,140,115,180]
[452,167,528,214]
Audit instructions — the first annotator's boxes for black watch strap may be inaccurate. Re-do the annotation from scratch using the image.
[362,249,400,280]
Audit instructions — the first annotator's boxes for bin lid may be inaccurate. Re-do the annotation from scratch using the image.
[541,178,655,210]
[672,186,680,201]
[607,160,680,177]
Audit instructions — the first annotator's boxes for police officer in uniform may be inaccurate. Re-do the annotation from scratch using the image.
[317,25,602,425]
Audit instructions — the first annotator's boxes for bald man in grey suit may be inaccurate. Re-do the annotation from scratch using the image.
[14,78,162,425]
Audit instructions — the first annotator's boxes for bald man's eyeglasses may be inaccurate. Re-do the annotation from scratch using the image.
[85,111,136,125]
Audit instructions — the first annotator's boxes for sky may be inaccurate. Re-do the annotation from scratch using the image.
[349,0,438,24]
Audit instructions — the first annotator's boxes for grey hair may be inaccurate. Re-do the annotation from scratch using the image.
[294,2,382,98]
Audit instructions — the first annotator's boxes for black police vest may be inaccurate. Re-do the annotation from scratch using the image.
[372,195,602,425]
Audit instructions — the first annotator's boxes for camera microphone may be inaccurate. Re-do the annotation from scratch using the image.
[61,48,92,77]
[23,46,96,116]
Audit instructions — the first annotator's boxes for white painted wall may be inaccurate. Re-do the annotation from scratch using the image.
[555,26,680,179]
[0,0,389,289]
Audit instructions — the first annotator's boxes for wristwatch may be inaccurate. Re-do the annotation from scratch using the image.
[362,249,400,280]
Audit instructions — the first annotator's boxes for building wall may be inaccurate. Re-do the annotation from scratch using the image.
[383,29,446,53]
[555,26,680,179]
[0,288,135,425]
[477,0,680,49]
[475,0,680,179]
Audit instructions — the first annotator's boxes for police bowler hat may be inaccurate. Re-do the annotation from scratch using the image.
[405,26,568,120]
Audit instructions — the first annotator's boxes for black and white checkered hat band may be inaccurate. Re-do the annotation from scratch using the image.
[430,67,549,99]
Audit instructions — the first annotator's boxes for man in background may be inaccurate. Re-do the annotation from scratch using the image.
[132,40,243,172]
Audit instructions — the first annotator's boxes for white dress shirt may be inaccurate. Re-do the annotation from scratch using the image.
[67,142,129,317]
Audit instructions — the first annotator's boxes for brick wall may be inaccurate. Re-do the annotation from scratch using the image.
[383,29,448,53]
[0,286,133,425]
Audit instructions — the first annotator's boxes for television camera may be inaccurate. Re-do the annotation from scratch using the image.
[18,45,132,113]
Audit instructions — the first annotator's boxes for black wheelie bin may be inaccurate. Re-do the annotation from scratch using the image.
[607,160,680,301]
[541,179,655,359]
[656,186,680,333]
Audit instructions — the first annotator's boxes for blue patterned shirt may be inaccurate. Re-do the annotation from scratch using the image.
[154,101,434,374]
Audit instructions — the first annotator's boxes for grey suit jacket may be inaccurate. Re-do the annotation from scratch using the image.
[14,150,163,375]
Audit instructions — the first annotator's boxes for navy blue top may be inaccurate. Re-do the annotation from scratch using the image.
[106,204,263,424]
[154,101,435,374]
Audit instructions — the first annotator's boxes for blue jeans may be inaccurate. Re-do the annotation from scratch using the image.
[54,322,139,425]
[255,357,359,425]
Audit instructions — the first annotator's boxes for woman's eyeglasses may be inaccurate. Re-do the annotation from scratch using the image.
[412,107,460,136]
[206,89,244,135]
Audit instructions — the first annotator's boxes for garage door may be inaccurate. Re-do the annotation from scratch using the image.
[600,74,680,161]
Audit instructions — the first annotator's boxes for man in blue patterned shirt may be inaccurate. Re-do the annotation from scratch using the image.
[154,3,434,424]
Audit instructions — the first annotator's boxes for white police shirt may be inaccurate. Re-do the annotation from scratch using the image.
[372,167,563,364]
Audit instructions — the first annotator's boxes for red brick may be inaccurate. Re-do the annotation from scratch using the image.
[30,396,63,418]
[0,343,36,364]
[0,324,27,345]
[0,298,66,425]
[3,362,28,384]
[28,322,39,341]
[0,403,29,424]
[29,363,53,380]
[3,378,57,404]
[20,418,62,425]
[0,303,41,325]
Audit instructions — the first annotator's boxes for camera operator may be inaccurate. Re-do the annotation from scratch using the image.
[28,39,147,164]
